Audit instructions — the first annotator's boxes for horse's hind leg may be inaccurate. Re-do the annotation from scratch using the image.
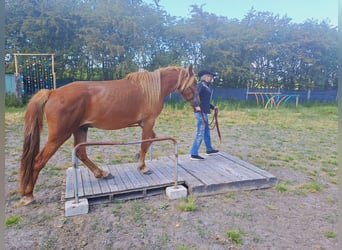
[13,137,67,208]
[73,127,110,178]
[138,120,156,174]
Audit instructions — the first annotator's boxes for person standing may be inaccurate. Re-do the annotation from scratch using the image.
[190,68,219,160]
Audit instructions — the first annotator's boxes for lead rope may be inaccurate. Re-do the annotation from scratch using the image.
[200,108,221,144]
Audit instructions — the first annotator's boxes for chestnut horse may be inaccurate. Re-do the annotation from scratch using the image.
[13,64,199,208]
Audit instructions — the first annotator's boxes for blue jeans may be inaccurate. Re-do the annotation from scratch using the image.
[190,112,214,155]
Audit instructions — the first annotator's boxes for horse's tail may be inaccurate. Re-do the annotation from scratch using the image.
[19,89,51,195]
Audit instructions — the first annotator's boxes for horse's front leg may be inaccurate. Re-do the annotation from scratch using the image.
[73,127,110,178]
[138,120,156,174]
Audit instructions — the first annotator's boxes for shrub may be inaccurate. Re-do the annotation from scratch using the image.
[5,93,22,107]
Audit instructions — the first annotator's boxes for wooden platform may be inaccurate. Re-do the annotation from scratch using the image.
[64,152,277,204]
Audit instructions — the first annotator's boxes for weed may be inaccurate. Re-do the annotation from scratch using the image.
[266,204,278,210]
[112,204,123,216]
[177,196,197,212]
[324,214,337,224]
[325,230,336,239]
[6,215,21,226]
[330,177,338,185]
[153,232,171,247]
[159,203,170,210]
[275,181,290,193]
[224,191,235,199]
[40,235,58,249]
[132,200,143,224]
[177,245,195,250]
[295,179,323,194]
[320,166,337,177]
[226,229,246,245]
[195,224,211,238]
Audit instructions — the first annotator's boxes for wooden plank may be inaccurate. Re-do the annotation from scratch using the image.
[180,160,225,186]
[97,173,111,194]
[138,167,159,186]
[75,168,84,197]
[80,167,94,196]
[205,155,265,181]
[143,161,170,186]
[86,168,102,195]
[111,164,132,191]
[176,156,207,192]
[180,154,267,181]
[124,164,147,189]
[64,152,277,202]
[177,164,206,193]
[65,168,75,199]
[115,165,136,190]
[177,154,269,193]
[199,156,240,182]
[219,152,276,179]
[159,157,188,183]
[102,165,120,192]
[137,164,166,187]
[149,161,174,184]
[109,165,127,192]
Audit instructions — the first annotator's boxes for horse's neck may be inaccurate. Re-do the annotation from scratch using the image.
[160,70,180,97]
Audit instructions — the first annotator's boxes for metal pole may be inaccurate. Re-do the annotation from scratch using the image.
[149,143,153,161]
[174,143,179,188]
[51,54,56,89]
[71,137,179,203]
[72,148,79,203]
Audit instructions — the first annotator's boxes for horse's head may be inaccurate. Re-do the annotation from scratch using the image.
[178,64,200,108]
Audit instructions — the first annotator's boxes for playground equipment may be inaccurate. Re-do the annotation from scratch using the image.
[13,53,56,103]
[246,86,299,109]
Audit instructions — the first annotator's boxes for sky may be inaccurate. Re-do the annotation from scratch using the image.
[144,0,338,26]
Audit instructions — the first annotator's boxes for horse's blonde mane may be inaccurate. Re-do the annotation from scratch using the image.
[159,66,193,92]
[125,70,161,108]
[125,66,193,108]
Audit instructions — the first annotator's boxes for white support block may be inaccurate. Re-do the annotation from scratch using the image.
[65,198,89,217]
[166,185,188,199]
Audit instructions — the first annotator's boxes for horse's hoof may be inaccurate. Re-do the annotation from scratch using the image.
[142,169,153,175]
[12,196,35,208]
[96,170,110,179]
[103,173,114,179]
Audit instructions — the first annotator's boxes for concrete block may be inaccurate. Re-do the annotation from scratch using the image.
[65,199,89,217]
[166,185,188,199]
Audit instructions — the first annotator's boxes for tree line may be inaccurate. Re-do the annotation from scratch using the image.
[5,0,338,90]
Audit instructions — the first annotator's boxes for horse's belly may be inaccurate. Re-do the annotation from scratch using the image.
[82,114,141,130]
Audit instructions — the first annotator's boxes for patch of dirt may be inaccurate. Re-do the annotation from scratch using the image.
[5,110,338,250]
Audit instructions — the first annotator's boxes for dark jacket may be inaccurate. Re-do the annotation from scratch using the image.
[197,80,214,114]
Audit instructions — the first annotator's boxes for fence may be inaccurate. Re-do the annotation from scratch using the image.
[168,87,338,103]
[5,75,337,103]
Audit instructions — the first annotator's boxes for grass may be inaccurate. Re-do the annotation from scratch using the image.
[131,200,144,224]
[4,100,338,248]
[6,215,21,226]
[275,181,290,193]
[226,229,246,245]
[5,100,337,184]
[294,179,324,195]
[177,195,197,212]
[325,230,337,239]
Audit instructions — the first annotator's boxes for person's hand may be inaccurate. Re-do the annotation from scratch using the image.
[214,106,218,111]
[194,106,201,112]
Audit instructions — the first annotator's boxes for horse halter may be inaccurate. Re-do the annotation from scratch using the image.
[181,83,200,107]
[177,69,200,108]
